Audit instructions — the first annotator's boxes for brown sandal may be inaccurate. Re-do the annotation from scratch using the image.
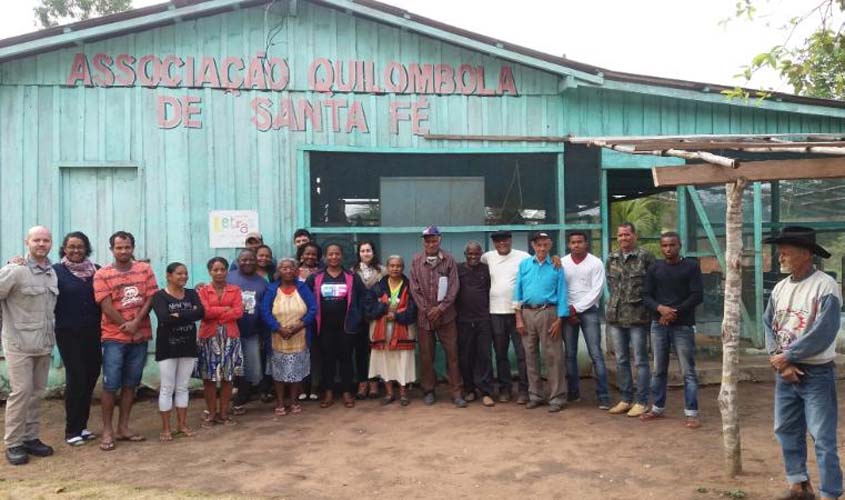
[342,393,355,408]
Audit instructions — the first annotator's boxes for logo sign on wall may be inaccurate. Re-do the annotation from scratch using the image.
[209,210,259,248]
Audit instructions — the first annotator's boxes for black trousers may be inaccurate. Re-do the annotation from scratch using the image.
[55,326,101,438]
[457,319,494,396]
[353,323,374,384]
[320,326,355,394]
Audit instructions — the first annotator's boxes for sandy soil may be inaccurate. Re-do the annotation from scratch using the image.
[0,380,835,499]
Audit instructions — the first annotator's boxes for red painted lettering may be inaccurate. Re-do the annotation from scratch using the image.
[411,97,430,135]
[160,55,184,87]
[184,56,195,87]
[66,53,92,86]
[244,57,267,90]
[114,54,136,86]
[137,54,161,87]
[251,97,273,131]
[272,99,300,131]
[196,57,221,88]
[497,65,517,95]
[384,62,408,93]
[157,95,181,129]
[334,60,356,92]
[408,64,434,94]
[220,57,244,90]
[346,100,368,133]
[267,57,289,91]
[435,64,455,94]
[389,101,411,134]
[323,99,347,132]
[475,66,495,96]
[457,64,477,95]
[309,58,334,93]
[296,99,323,132]
[182,96,202,128]
[91,53,114,87]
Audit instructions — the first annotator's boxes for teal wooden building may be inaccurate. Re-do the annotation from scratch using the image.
[2,0,845,390]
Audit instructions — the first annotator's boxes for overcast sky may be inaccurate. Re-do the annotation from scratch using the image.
[1,0,802,92]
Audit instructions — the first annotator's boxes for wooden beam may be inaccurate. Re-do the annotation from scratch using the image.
[568,133,845,145]
[652,157,845,187]
[629,140,845,151]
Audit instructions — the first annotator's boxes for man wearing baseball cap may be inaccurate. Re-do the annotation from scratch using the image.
[514,231,569,412]
[409,226,465,407]
[764,226,842,500]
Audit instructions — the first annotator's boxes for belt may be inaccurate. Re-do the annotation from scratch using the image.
[522,303,553,310]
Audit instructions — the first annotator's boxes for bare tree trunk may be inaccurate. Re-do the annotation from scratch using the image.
[718,178,747,477]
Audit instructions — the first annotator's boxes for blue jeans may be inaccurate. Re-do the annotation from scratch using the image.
[609,324,650,405]
[649,322,698,416]
[101,341,148,393]
[563,307,610,404]
[774,362,842,499]
[240,335,263,386]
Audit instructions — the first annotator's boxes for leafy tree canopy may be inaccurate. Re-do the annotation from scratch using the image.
[35,0,133,29]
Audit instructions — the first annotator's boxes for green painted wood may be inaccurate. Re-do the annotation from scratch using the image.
[753,182,765,348]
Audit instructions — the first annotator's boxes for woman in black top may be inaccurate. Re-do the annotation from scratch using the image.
[306,244,365,409]
[53,231,101,446]
[152,262,205,441]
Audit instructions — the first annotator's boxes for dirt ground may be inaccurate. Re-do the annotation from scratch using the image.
[0,379,836,500]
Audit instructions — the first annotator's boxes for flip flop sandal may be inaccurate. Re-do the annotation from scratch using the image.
[99,440,116,451]
[274,406,288,417]
[290,404,302,414]
[65,436,85,447]
[222,417,237,426]
[201,411,215,428]
[116,434,146,442]
[159,432,173,442]
[320,399,334,409]
[343,398,355,409]
[174,428,195,438]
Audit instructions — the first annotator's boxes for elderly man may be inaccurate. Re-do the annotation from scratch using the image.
[0,226,58,465]
[409,226,465,407]
[764,227,842,500]
[481,230,530,404]
[456,241,495,407]
[514,231,569,412]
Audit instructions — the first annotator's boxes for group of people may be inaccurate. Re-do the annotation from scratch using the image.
[0,222,841,500]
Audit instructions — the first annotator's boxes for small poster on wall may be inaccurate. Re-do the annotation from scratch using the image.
[209,210,259,248]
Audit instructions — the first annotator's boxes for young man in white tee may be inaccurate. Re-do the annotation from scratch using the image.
[561,231,611,409]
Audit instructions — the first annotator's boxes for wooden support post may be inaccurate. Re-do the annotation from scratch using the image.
[718,178,747,477]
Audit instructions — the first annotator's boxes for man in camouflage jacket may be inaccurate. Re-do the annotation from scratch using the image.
[605,223,655,417]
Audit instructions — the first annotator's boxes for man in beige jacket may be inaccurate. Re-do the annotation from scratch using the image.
[0,226,58,465]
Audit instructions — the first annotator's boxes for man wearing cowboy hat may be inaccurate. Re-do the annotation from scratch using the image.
[764,226,842,500]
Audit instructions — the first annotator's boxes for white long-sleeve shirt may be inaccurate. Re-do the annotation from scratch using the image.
[481,249,530,314]
[562,253,605,313]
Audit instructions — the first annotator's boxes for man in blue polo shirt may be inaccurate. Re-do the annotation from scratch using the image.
[514,231,569,413]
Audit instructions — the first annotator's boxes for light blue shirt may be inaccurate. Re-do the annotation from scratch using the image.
[513,255,569,317]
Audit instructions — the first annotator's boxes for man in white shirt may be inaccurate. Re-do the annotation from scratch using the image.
[561,231,611,410]
[481,230,530,404]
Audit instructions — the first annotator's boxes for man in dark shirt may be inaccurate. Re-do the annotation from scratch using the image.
[456,241,495,407]
[227,249,268,414]
[641,232,704,428]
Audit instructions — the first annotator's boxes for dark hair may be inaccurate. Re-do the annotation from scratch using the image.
[166,262,187,274]
[324,243,344,256]
[293,228,313,241]
[109,230,135,248]
[618,222,637,234]
[660,231,681,243]
[354,240,380,270]
[255,244,273,256]
[296,241,322,263]
[207,256,229,270]
[59,231,93,258]
[239,248,257,258]
[567,231,588,242]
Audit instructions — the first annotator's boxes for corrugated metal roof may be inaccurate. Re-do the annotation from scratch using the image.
[0,0,843,110]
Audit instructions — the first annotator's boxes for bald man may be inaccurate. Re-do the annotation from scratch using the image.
[0,226,58,465]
